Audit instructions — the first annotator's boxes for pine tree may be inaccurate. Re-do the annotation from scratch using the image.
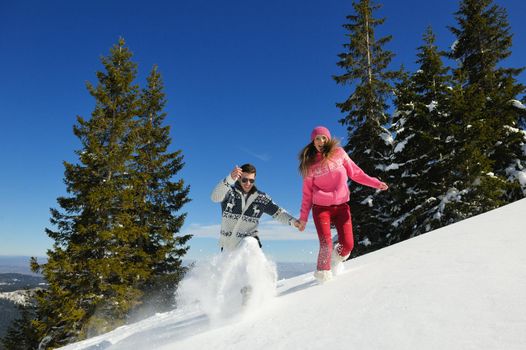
[447,0,526,216]
[333,0,399,256]
[28,39,190,348]
[131,65,191,316]
[450,0,516,92]
[388,27,454,241]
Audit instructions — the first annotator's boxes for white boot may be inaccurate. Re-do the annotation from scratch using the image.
[331,243,350,275]
[313,270,333,283]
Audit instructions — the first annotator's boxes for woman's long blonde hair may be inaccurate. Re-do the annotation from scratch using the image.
[298,138,340,177]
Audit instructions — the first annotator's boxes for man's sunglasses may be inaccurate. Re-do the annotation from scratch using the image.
[241,178,255,184]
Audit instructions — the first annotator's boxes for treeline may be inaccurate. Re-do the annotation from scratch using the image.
[335,0,526,257]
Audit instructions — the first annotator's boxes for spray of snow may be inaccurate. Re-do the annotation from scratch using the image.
[176,237,277,321]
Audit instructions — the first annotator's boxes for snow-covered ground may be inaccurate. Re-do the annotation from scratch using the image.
[60,198,526,350]
[0,290,31,305]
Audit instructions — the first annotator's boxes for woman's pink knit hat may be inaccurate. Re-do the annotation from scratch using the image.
[310,126,331,141]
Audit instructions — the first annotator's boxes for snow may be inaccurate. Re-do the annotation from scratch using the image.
[380,131,394,145]
[358,237,372,247]
[503,125,524,134]
[426,100,438,112]
[176,237,277,318]
[384,163,400,171]
[434,188,467,221]
[360,195,374,207]
[392,211,411,228]
[506,161,526,192]
[451,39,458,52]
[59,198,526,350]
[510,99,526,110]
[0,290,31,306]
[394,134,415,153]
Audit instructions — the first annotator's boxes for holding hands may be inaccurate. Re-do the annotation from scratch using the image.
[293,219,306,232]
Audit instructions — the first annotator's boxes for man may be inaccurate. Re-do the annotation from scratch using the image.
[211,163,301,252]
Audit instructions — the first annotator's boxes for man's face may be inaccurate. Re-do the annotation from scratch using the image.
[239,172,256,193]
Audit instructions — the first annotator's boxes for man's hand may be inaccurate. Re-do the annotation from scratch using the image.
[378,182,389,191]
[230,166,243,181]
[295,220,306,232]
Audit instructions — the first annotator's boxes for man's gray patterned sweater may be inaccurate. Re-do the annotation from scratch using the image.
[211,174,297,251]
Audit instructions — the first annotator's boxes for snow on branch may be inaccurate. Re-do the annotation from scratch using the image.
[394,134,415,153]
[510,99,526,110]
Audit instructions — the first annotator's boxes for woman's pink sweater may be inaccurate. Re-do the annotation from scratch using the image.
[300,147,383,222]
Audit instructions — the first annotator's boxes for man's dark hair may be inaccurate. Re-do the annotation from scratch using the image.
[241,163,256,175]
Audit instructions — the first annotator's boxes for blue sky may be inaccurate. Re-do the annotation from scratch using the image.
[1,0,525,263]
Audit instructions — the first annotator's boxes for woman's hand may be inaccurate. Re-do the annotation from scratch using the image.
[296,220,307,232]
[378,182,389,191]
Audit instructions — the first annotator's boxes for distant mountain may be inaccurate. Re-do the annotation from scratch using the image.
[275,262,316,279]
[0,273,45,345]
[0,256,46,275]
[0,273,45,293]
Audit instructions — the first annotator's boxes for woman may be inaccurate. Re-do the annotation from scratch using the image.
[298,126,388,283]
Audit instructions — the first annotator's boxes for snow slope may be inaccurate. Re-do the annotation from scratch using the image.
[60,198,526,350]
[0,290,32,305]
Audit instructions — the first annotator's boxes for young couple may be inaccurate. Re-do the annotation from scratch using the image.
[211,126,388,283]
